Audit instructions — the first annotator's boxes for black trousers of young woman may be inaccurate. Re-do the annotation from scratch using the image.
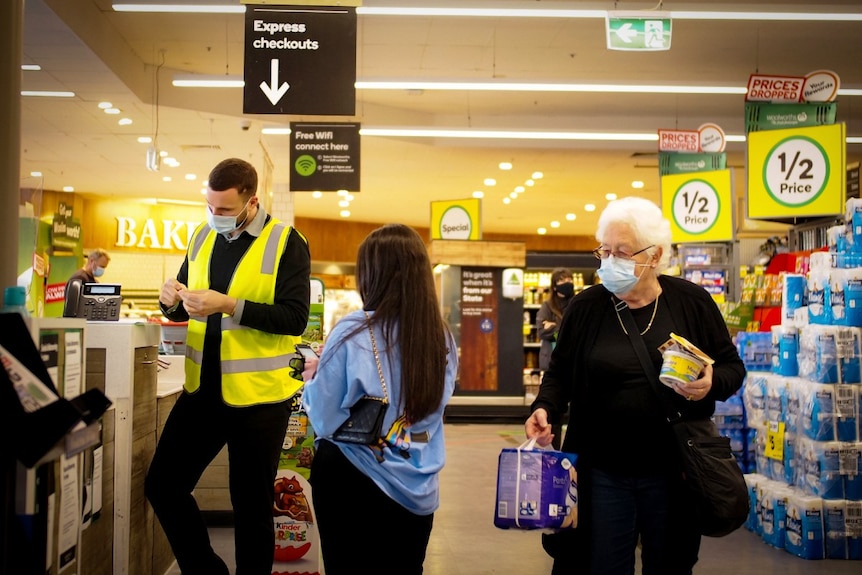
[145,390,291,575]
[310,439,434,575]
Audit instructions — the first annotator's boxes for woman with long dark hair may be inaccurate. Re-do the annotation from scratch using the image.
[301,223,458,574]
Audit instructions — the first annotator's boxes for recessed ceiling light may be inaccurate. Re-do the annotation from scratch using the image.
[160,150,169,157]
[138,136,152,143]
[503,197,511,204]
[340,210,351,218]
[337,189,348,197]
[484,178,496,186]
[566,213,576,221]
[525,179,535,187]
[162,176,172,182]
[30,171,42,177]
[185,174,196,181]
[515,185,525,193]
[532,171,544,179]
[509,192,518,199]
[550,221,560,228]
[118,118,133,125]
[606,193,617,200]
[631,181,645,189]
[537,227,547,235]
[472,190,484,198]
[105,108,121,115]
[98,102,112,109]
[312,191,323,198]
[200,188,207,194]
[499,162,512,170]
[338,200,349,207]
[63,186,74,192]
[345,194,355,201]
[585,204,596,212]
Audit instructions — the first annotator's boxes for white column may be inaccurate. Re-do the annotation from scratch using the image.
[271,183,295,226]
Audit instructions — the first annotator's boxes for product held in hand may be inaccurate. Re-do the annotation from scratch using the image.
[494,439,578,530]
[658,332,714,389]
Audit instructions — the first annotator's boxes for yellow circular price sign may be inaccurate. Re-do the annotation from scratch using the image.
[747,123,846,219]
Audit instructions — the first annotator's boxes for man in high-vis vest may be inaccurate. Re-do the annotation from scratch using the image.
[146,158,311,575]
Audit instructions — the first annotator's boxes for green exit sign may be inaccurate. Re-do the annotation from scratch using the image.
[606,12,672,51]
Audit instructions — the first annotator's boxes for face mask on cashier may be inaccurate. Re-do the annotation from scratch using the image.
[94,266,106,278]
[207,200,250,235]
[596,256,648,295]
[555,282,575,299]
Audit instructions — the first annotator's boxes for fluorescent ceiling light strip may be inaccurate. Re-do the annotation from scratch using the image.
[848,137,862,144]
[359,128,660,141]
[357,81,747,95]
[172,75,244,88]
[21,90,75,97]
[21,64,41,71]
[111,4,862,21]
[113,4,245,13]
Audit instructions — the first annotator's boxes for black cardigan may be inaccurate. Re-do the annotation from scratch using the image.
[531,274,746,458]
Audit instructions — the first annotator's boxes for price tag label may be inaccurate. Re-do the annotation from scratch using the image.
[765,421,785,461]
[764,136,828,206]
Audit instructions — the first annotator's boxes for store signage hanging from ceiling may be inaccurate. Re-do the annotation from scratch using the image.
[289,122,360,192]
[605,12,672,51]
[243,5,356,115]
[661,169,734,243]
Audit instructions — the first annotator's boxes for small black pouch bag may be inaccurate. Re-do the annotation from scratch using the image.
[332,312,390,446]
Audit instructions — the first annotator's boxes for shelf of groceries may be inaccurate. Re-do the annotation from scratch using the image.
[719,206,862,561]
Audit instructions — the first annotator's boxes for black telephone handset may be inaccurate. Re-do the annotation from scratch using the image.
[63,278,83,318]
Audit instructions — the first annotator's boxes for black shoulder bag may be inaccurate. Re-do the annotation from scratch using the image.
[615,297,749,538]
[331,313,389,445]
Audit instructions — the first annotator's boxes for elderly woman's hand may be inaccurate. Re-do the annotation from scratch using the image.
[674,363,713,402]
[525,408,555,447]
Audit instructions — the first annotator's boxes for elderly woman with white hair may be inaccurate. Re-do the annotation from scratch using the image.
[525,197,745,575]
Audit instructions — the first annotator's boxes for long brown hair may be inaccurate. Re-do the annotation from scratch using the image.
[546,267,573,321]
[354,224,449,423]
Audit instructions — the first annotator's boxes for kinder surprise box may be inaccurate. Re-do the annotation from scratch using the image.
[494,440,578,530]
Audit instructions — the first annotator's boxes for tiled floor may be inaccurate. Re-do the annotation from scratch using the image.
[165,423,859,574]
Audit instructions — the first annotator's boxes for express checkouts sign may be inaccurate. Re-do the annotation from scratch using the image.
[243,5,356,115]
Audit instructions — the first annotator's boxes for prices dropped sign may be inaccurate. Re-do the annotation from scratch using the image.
[661,169,734,242]
[747,123,846,220]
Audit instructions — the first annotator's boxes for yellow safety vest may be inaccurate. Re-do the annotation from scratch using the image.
[183,219,303,406]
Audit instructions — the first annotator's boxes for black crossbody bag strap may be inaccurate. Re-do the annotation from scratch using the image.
[614,297,682,424]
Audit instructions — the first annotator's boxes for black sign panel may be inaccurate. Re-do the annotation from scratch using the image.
[290,122,360,191]
[243,5,356,115]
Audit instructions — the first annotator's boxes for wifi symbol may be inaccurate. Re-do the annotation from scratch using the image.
[295,155,317,176]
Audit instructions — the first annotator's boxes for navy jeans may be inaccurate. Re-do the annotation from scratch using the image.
[589,468,700,575]
[145,391,291,575]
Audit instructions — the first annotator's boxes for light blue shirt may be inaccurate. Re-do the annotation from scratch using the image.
[302,310,458,514]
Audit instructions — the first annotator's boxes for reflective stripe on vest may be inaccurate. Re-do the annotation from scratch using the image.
[183,219,303,406]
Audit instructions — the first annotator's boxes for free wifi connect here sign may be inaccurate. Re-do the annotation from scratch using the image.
[289,122,360,192]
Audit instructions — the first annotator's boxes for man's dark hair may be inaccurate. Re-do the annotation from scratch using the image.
[208,158,258,197]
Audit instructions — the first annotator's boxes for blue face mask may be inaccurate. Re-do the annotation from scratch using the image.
[94,266,105,278]
[207,200,250,235]
[596,256,644,295]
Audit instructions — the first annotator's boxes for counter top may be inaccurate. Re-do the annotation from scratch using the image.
[157,355,185,397]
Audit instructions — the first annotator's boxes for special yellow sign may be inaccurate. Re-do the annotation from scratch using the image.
[661,169,734,242]
[747,123,846,219]
[430,198,482,240]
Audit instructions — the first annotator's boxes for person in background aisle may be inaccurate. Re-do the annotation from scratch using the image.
[64,248,110,289]
[300,223,458,575]
[145,158,311,575]
[536,267,575,372]
[524,196,745,575]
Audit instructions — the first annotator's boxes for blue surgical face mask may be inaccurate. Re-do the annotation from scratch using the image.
[94,266,105,278]
[207,200,250,235]
[596,256,645,295]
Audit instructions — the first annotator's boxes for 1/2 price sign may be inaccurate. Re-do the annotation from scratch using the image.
[748,123,846,219]
[661,169,734,242]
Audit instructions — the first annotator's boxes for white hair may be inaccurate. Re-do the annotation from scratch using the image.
[595,196,672,274]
